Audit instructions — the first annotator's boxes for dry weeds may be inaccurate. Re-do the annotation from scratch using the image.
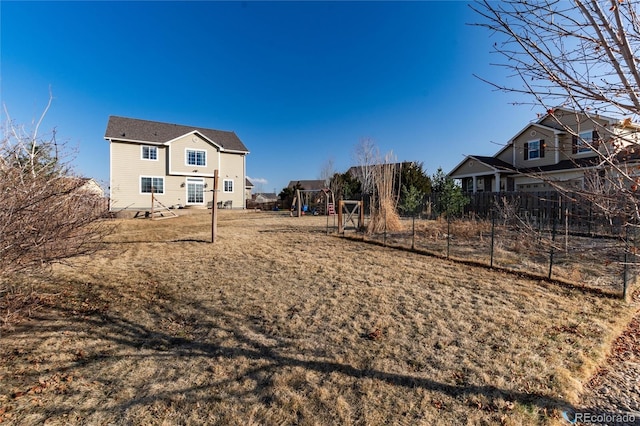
[370,217,637,295]
[1,210,638,425]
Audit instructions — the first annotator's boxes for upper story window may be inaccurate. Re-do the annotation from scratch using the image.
[142,145,158,160]
[524,139,545,160]
[573,130,599,154]
[223,179,234,193]
[186,149,206,167]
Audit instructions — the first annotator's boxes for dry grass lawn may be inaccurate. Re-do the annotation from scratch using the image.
[1,210,638,425]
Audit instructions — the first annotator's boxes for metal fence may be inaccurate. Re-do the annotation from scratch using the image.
[329,191,639,298]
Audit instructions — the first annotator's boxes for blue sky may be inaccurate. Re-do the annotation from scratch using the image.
[2,1,537,194]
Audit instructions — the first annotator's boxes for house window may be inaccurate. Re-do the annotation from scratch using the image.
[141,176,164,194]
[142,145,158,160]
[573,130,599,154]
[465,179,473,192]
[524,139,545,160]
[528,141,540,159]
[223,179,234,193]
[186,149,206,166]
[186,178,204,204]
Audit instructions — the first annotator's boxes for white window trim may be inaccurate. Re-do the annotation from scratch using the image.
[140,176,165,194]
[527,139,540,160]
[185,177,205,205]
[576,130,594,154]
[185,148,207,167]
[141,145,158,161]
[223,178,234,193]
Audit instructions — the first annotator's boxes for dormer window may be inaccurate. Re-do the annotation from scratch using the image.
[524,139,545,160]
[573,130,599,154]
[186,149,206,166]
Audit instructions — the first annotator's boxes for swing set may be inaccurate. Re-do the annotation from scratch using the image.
[290,188,336,217]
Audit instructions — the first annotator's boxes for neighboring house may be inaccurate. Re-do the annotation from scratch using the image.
[61,177,105,198]
[104,116,249,210]
[448,107,640,193]
[253,193,278,203]
[245,178,254,203]
[77,178,105,198]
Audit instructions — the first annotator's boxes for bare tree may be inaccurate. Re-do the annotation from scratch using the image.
[351,138,379,198]
[319,157,335,189]
[1,103,110,289]
[472,0,640,223]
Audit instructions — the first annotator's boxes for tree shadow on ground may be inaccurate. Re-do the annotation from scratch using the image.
[2,279,576,423]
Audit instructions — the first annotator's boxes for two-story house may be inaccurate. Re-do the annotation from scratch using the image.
[105,116,250,211]
[448,108,640,192]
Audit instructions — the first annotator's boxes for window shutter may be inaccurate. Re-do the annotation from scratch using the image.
[572,135,578,154]
[524,142,529,160]
[592,130,600,149]
[540,139,545,158]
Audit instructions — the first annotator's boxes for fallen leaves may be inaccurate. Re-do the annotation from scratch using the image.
[10,373,74,401]
[366,328,382,341]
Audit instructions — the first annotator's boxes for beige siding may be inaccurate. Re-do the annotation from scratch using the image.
[538,110,610,130]
[495,145,513,164]
[110,138,246,210]
[110,141,169,209]
[450,158,495,177]
[512,126,556,169]
[540,112,609,161]
[168,133,219,176]
[218,152,246,209]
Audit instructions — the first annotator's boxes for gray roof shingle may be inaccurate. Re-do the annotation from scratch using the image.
[469,156,516,172]
[104,116,249,153]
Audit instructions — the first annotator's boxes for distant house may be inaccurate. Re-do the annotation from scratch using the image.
[104,116,250,211]
[77,178,105,198]
[448,107,640,192]
[253,193,278,203]
[245,178,254,203]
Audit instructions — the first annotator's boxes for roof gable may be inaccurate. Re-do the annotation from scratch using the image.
[104,116,249,153]
[448,155,515,177]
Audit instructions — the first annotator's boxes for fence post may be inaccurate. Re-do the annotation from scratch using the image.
[447,212,451,259]
[623,223,629,299]
[326,204,330,235]
[412,212,416,250]
[548,207,557,280]
[383,203,387,246]
[490,208,495,268]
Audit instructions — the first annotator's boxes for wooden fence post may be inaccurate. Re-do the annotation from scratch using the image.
[211,170,219,243]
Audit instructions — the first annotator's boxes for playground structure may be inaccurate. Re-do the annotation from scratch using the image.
[290,188,336,217]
